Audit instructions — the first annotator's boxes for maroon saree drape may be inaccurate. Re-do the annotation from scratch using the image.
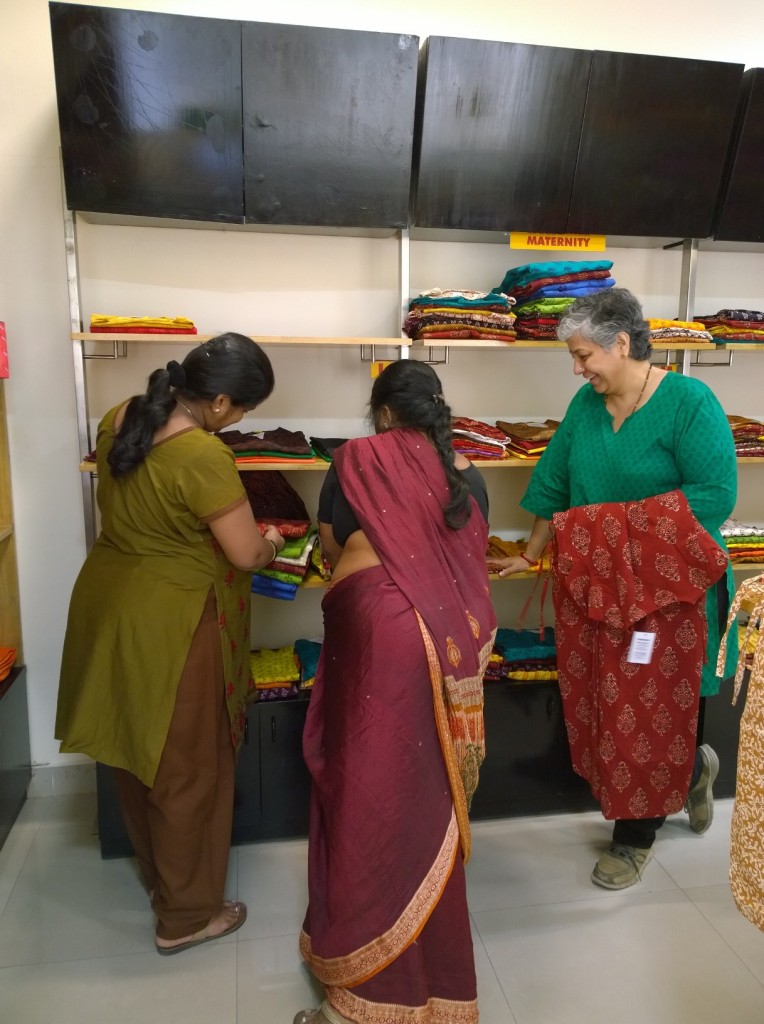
[300,429,496,1024]
[552,491,728,820]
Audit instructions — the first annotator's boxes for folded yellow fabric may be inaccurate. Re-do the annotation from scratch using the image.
[90,315,196,328]
[646,318,706,331]
[249,646,300,686]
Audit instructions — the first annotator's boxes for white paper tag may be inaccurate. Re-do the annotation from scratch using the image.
[627,631,656,664]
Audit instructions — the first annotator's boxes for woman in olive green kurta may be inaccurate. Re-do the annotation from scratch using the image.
[488,288,737,891]
[56,334,284,953]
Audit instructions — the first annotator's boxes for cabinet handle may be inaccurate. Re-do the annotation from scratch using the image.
[271,716,276,743]
[244,717,249,745]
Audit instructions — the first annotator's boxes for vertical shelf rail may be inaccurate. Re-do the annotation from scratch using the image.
[61,158,96,549]
[398,227,410,359]
[678,237,699,374]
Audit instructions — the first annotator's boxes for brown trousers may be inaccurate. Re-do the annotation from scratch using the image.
[113,588,235,940]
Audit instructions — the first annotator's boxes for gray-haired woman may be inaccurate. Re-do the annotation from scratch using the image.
[488,287,737,889]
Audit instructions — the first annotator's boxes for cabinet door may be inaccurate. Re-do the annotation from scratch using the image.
[95,761,133,859]
[231,703,263,844]
[412,37,591,232]
[49,2,243,222]
[471,682,595,819]
[243,23,418,228]
[258,699,312,838]
[714,69,764,243]
[0,668,32,850]
[567,51,743,237]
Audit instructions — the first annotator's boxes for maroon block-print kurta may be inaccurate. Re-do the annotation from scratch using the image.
[552,491,728,819]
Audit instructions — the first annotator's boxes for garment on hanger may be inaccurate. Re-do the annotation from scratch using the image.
[717,574,764,932]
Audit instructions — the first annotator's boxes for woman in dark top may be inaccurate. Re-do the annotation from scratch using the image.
[295,360,496,1024]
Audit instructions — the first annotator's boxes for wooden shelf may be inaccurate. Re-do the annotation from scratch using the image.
[72,333,410,348]
[0,524,12,543]
[718,343,764,350]
[411,339,721,351]
[731,562,764,571]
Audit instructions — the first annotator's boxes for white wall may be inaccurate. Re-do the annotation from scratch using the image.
[2,0,764,775]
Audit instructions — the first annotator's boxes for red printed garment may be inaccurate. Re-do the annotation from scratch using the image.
[552,491,728,819]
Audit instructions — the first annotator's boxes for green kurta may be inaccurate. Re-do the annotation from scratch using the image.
[521,371,738,695]
[56,406,254,786]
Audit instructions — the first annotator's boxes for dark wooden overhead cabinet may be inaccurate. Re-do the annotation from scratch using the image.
[242,23,418,228]
[714,68,764,243]
[49,2,244,222]
[412,37,592,233]
[567,51,743,238]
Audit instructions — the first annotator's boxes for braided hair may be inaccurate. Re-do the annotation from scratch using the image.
[369,360,471,529]
[107,332,274,477]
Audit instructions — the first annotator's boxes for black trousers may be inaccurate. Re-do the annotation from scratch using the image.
[611,743,705,849]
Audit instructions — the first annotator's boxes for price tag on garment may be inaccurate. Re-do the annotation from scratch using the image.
[627,631,657,664]
[370,360,392,379]
[509,232,606,251]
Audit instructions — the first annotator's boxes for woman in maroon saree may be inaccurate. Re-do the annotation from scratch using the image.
[297,361,497,1024]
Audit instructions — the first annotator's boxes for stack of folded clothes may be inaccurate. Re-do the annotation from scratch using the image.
[645,318,713,344]
[294,638,323,689]
[257,529,318,587]
[451,417,510,460]
[0,647,17,686]
[240,471,313,600]
[249,646,301,701]
[309,437,351,463]
[403,289,517,342]
[90,315,197,334]
[217,427,319,466]
[728,415,764,458]
[694,309,764,343]
[484,627,557,682]
[494,260,615,340]
[721,518,764,564]
[495,419,559,460]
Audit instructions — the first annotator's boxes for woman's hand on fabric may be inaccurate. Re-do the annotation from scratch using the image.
[263,524,285,554]
[486,555,533,578]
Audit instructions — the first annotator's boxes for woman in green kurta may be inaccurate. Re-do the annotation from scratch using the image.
[56,333,285,952]
[488,288,737,889]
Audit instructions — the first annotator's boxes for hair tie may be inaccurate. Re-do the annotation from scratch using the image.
[432,393,445,404]
[166,360,186,389]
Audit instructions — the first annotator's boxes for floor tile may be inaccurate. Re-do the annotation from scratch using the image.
[0,944,237,1024]
[471,922,518,1024]
[686,882,764,985]
[0,826,157,966]
[236,838,309,939]
[11,793,97,834]
[0,826,35,918]
[237,933,322,1021]
[651,798,734,889]
[473,888,764,1024]
[467,810,678,911]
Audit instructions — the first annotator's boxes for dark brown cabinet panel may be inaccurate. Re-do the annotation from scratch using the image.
[567,51,743,237]
[714,68,764,243]
[412,37,591,232]
[49,2,243,222]
[243,23,418,228]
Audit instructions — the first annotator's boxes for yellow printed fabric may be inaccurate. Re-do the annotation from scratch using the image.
[646,318,706,331]
[249,646,300,688]
[90,315,196,329]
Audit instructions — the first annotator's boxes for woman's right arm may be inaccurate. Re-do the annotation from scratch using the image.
[209,502,285,571]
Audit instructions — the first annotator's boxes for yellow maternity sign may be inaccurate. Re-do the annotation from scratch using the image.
[510,232,606,251]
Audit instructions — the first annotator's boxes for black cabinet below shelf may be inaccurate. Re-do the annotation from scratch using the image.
[0,667,31,852]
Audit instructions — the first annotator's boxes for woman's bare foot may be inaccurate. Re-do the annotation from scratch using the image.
[155,900,247,955]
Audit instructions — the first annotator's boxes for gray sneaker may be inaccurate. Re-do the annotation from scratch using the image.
[591,843,654,889]
[685,744,720,834]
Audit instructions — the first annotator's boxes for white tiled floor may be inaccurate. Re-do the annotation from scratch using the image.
[2,794,763,1023]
